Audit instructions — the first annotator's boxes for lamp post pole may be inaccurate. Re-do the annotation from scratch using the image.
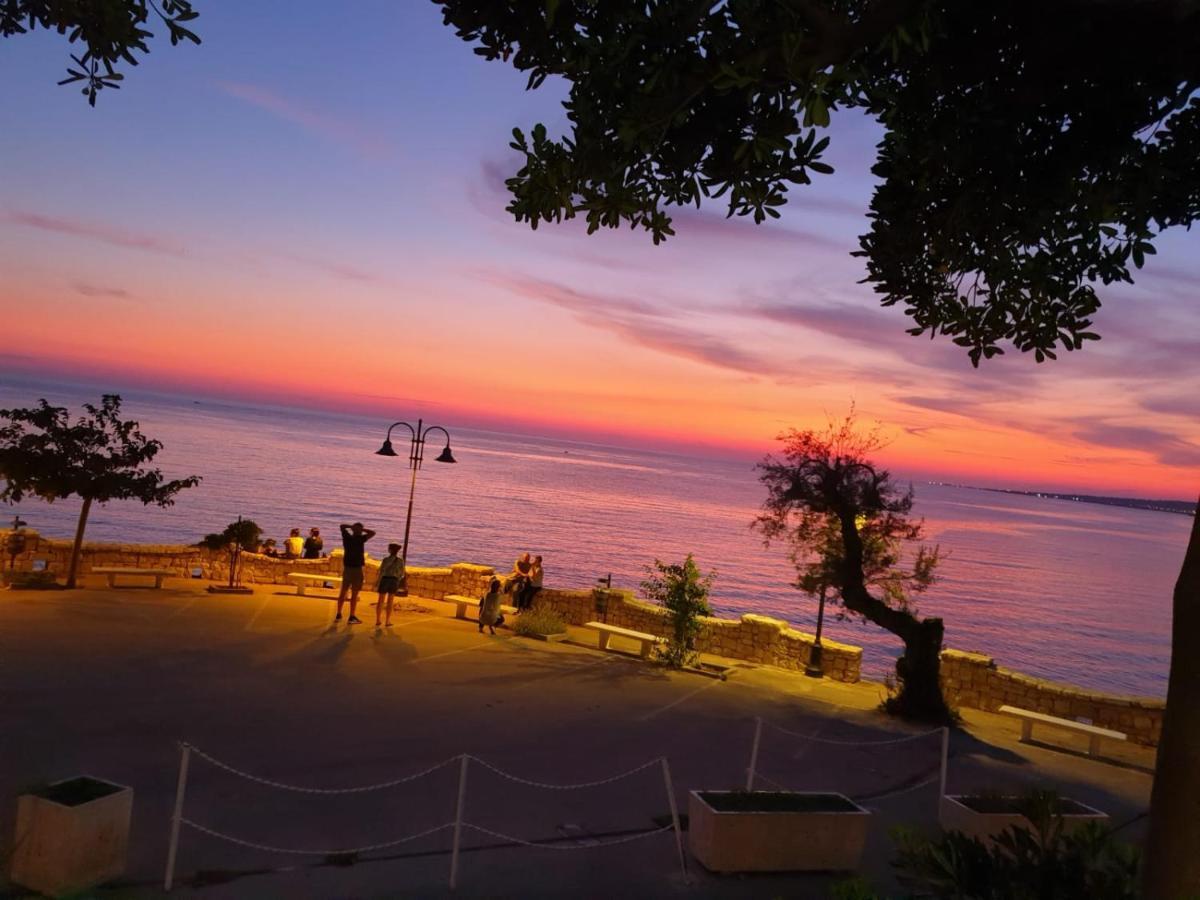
[376,418,456,569]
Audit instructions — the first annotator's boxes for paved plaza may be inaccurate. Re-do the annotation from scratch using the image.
[0,580,1155,898]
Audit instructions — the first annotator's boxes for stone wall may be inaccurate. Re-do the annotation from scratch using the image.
[940,649,1164,746]
[534,587,863,682]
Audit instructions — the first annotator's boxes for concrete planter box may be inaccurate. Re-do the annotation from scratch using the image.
[9,776,133,898]
[939,794,1108,845]
[688,790,870,873]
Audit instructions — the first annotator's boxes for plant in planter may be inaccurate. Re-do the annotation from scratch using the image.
[640,554,714,668]
[512,606,568,642]
[8,776,134,898]
[891,792,1139,899]
[688,790,870,873]
[939,787,1108,846]
[198,517,261,594]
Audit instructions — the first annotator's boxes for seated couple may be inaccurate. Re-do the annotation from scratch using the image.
[507,552,544,611]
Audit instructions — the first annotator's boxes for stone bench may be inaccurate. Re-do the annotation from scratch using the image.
[287,573,343,596]
[92,567,173,589]
[444,594,517,621]
[583,621,664,659]
[998,704,1127,757]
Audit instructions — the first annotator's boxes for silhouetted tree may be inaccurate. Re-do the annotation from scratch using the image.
[438,4,1199,890]
[0,395,200,588]
[1,0,200,104]
[756,414,945,721]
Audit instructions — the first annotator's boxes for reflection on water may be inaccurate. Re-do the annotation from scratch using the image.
[1,376,1186,697]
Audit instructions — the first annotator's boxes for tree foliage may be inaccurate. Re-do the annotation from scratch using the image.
[435,0,1200,364]
[198,518,262,552]
[0,395,200,586]
[1,0,200,105]
[641,554,714,668]
[755,412,947,720]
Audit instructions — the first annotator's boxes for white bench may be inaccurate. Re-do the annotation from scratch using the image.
[583,621,664,659]
[998,705,1127,757]
[287,573,343,596]
[92,567,173,589]
[445,594,518,622]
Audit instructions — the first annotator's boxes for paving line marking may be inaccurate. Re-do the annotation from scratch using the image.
[167,595,201,619]
[637,678,723,722]
[411,638,510,664]
[243,596,272,631]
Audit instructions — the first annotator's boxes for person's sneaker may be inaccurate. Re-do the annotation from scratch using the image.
[347,616,362,624]
[334,613,343,621]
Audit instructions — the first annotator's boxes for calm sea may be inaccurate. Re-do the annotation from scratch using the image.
[1,376,1187,698]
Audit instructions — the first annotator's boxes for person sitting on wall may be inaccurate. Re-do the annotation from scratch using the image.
[284,528,304,559]
[260,538,278,557]
[520,555,544,610]
[508,552,532,607]
[302,527,323,559]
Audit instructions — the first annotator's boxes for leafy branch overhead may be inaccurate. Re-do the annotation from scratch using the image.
[0,0,200,105]
[436,0,1200,364]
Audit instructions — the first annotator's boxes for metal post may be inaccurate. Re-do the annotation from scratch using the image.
[661,758,689,882]
[400,461,419,570]
[746,716,763,790]
[449,754,469,890]
[163,743,191,891]
[938,726,950,799]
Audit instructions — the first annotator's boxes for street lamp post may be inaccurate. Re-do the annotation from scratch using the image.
[805,586,828,678]
[375,419,456,569]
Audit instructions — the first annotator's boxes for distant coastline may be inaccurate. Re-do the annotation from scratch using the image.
[940,484,1197,517]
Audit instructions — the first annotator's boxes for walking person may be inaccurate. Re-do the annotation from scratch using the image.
[335,522,375,624]
[478,577,505,635]
[302,527,323,559]
[375,542,405,628]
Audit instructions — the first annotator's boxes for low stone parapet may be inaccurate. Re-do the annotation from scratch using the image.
[940,649,1164,746]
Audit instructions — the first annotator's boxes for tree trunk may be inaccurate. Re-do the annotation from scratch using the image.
[65,495,93,589]
[890,616,951,721]
[1143,500,1200,900]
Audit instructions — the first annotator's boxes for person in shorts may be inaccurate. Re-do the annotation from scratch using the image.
[336,521,375,624]
[375,542,405,628]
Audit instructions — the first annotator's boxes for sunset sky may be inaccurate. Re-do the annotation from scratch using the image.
[2,3,1199,497]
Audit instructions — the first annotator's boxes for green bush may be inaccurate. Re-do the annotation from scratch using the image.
[198,519,262,552]
[640,554,714,668]
[838,791,1140,899]
[512,606,567,637]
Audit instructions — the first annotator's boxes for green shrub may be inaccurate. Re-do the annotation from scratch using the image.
[640,554,714,668]
[512,606,567,637]
[890,791,1140,900]
[198,519,261,551]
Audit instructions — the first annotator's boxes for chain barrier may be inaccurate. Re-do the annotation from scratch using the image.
[184,743,459,795]
[761,720,944,746]
[179,818,454,856]
[465,755,663,790]
[462,822,675,851]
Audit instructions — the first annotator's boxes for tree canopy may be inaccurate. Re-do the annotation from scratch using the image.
[436,0,1200,365]
[755,413,947,720]
[1,0,199,105]
[0,395,200,586]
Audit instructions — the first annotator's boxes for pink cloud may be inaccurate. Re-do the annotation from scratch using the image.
[2,210,186,257]
[216,81,393,160]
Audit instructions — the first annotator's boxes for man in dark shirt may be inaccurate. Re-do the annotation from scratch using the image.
[302,527,323,559]
[335,521,376,623]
